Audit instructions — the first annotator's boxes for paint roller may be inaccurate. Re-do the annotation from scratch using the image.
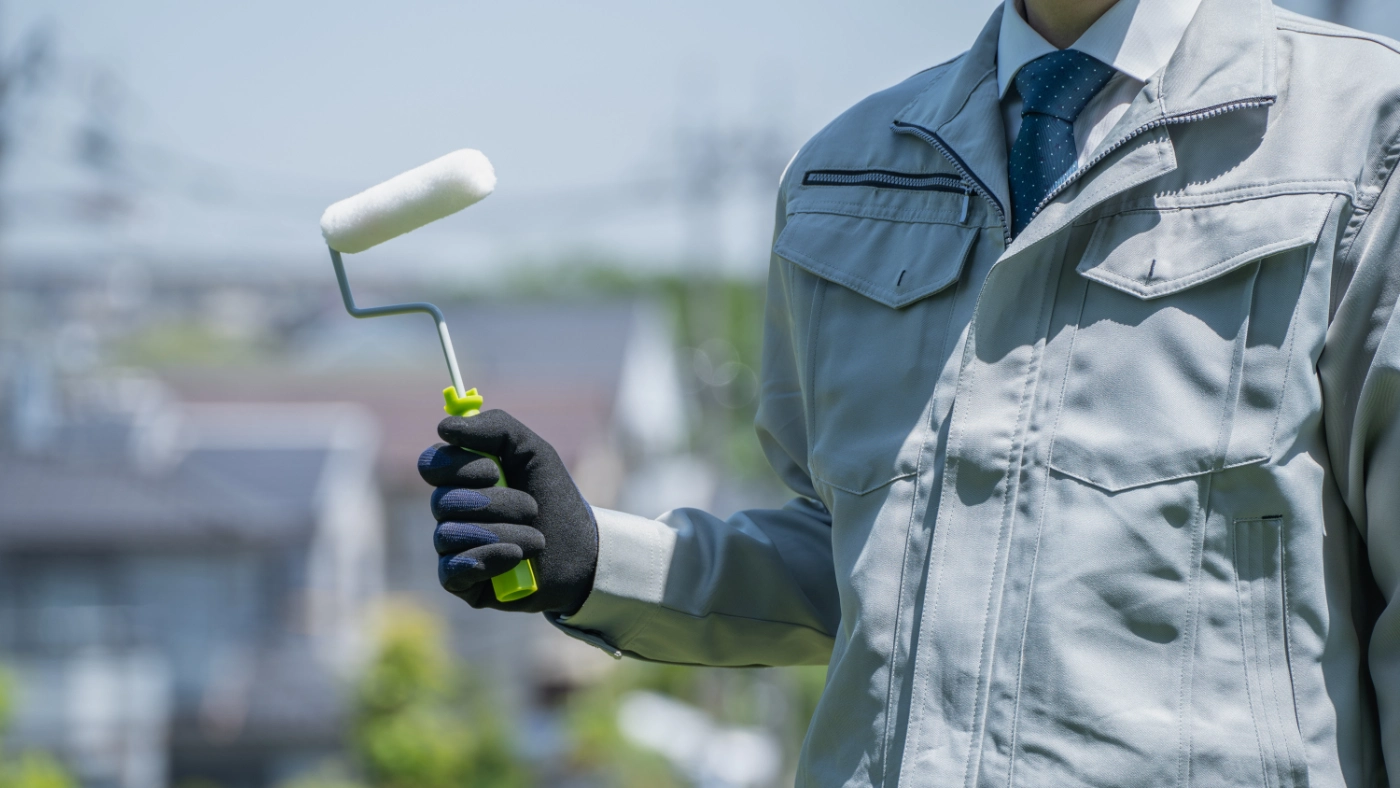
[320,149,538,602]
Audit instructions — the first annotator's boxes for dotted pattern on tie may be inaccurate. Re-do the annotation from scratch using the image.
[1009,50,1116,236]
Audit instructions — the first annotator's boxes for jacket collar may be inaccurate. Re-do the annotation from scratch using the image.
[893,6,1010,221]
[1160,0,1276,115]
[892,0,1277,241]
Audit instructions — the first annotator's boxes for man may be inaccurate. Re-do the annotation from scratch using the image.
[418,0,1398,783]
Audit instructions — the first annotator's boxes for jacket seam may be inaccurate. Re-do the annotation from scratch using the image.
[1231,518,1275,785]
[647,603,837,640]
[1081,232,1320,300]
[805,271,827,504]
[777,223,975,311]
[1266,220,1320,456]
[1178,472,1211,787]
[902,259,986,778]
[1333,130,1400,289]
[779,242,951,308]
[965,257,1058,788]
[1007,264,1084,788]
[1274,15,1400,56]
[1047,453,1269,493]
[877,253,970,788]
[1070,180,1355,225]
[813,470,918,497]
[1211,263,1257,473]
[789,200,986,226]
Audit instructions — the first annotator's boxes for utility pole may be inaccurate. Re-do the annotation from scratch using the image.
[0,8,55,407]
[0,11,53,190]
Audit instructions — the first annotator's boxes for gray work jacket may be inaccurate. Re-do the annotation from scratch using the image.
[557,0,1399,784]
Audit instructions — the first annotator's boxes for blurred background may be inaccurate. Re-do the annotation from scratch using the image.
[0,0,1391,786]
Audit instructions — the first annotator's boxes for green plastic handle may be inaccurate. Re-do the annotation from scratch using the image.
[443,386,539,602]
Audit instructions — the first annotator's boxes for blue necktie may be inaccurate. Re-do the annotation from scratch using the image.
[1009,50,1116,236]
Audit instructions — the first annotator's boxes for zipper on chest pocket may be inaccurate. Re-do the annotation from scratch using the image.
[802,169,973,222]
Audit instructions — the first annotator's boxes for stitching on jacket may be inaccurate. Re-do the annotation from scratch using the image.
[1069,181,1355,225]
[1177,473,1210,788]
[814,471,918,497]
[1276,525,1304,740]
[780,244,886,307]
[650,601,838,637]
[930,66,997,134]
[963,257,1058,788]
[1211,264,1257,471]
[1329,129,1400,326]
[789,200,985,226]
[1274,14,1400,56]
[1082,233,1318,300]
[805,272,827,503]
[1006,263,1084,788]
[1267,220,1320,455]
[1260,526,1299,783]
[876,254,971,787]
[1232,518,1274,785]
[1047,453,1270,493]
[777,223,975,311]
[902,261,986,778]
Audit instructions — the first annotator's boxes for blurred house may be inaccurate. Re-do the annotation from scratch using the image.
[0,370,384,788]
[154,293,707,714]
[0,261,704,784]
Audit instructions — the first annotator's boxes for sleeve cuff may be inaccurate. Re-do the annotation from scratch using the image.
[550,506,678,651]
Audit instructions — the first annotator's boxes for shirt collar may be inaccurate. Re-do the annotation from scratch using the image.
[996,0,1203,98]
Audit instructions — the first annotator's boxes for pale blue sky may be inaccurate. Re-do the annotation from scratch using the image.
[4,0,1394,280]
[3,1,996,278]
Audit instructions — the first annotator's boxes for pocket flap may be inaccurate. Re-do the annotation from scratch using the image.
[1077,193,1333,300]
[774,211,978,309]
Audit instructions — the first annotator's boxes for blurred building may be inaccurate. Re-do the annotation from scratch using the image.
[0,370,384,787]
[0,259,703,785]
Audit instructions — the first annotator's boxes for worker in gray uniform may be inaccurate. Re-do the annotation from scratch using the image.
[417,0,1400,783]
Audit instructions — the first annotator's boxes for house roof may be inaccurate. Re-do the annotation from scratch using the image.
[160,298,646,492]
[0,403,376,549]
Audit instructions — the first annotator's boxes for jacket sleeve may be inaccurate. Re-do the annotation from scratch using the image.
[1319,143,1400,783]
[549,192,839,667]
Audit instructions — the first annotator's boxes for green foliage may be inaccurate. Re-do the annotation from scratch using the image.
[0,754,77,788]
[0,670,11,740]
[495,259,786,495]
[276,765,369,788]
[562,660,828,786]
[0,668,77,788]
[112,321,266,367]
[350,600,528,788]
[562,674,682,788]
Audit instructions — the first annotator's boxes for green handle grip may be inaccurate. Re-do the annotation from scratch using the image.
[444,386,539,602]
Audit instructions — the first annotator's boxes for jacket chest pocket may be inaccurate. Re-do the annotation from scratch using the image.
[1049,193,1333,492]
[774,202,980,495]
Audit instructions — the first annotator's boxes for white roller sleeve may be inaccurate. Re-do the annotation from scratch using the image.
[320,149,496,254]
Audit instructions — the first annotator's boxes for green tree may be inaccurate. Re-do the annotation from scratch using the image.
[351,600,528,788]
[562,660,828,787]
[0,668,77,788]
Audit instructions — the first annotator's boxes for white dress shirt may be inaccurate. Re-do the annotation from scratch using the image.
[999,0,1203,168]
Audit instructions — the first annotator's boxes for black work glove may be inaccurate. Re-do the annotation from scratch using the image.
[417,409,598,614]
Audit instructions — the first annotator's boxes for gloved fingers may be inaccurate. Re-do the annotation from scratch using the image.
[437,409,560,483]
[417,444,502,488]
[450,583,493,609]
[433,521,545,558]
[430,485,538,524]
[437,542,524,593]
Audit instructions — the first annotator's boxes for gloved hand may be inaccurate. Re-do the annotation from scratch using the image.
[417,409,598,614]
